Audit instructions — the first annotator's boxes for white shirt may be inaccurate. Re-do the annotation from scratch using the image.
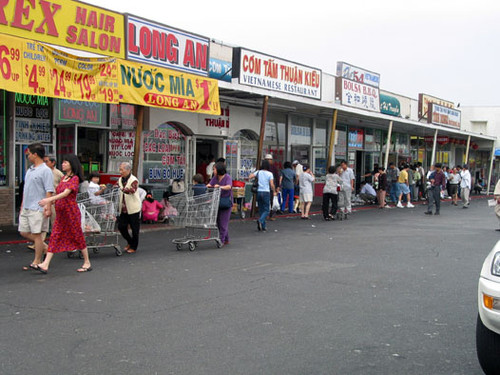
[360,183,376,196]
[341,167,355,190]
[460,170,471,189]
[206,161,215,178]
[299,172,314,194]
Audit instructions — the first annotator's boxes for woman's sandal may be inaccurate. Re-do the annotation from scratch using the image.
[77,267,92,273]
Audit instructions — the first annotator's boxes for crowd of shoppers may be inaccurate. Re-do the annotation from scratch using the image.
[17,142,490,275]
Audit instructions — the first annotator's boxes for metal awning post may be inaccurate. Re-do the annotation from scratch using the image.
[251,96,269,218]
[487,142,496,195]
[383,120,393,170]
[465,135,471,165]
[327,109,338,167]
[430,129,438,166]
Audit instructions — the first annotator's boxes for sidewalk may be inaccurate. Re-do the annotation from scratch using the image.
[0,195,490,245]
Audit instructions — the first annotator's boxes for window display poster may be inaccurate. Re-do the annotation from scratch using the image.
[110,104,137,130]
[142,126,186,184]
[57,127,75,155]
[15,118,51,143]
[109,131,135,159]
[335,129,347,156]
[348,128,364,150]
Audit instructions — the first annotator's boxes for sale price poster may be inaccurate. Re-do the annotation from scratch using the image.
[0,33,119,103]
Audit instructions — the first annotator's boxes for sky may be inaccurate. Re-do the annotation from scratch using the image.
[84,0,500,106]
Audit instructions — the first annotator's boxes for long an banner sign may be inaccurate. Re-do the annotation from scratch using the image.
[0,33,220,114]
[0,0,124,58]
[126,15,209,76]
[118,59,219,114]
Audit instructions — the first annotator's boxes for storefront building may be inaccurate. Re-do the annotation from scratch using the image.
[0,2,497,226]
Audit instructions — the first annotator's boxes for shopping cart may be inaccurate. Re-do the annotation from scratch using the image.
[169,188,222,251]
[336,189,349,221]
[68,188,122,258]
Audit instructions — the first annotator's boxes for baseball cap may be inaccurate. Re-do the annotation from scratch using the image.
[264,154,273,160]
[292,160,299,164]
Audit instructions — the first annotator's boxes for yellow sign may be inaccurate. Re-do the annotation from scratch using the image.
[118,59,220,115]
[0,33,220,113]
[0,0,124,58]
[0,33,118,103]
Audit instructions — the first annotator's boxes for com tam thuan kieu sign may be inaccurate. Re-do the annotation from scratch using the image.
[0,0,124,58]
[232,48,322,100]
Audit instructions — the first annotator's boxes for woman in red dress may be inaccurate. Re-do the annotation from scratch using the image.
[37,154,91,273]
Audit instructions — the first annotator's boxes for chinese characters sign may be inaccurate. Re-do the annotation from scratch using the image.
[233,48,322,99]
[337,78,380,112]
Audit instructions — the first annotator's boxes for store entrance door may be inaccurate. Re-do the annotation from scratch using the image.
[195,138,221,182]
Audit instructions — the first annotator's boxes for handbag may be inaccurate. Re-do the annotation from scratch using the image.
[251,172,259,194]
[219,196,232,210]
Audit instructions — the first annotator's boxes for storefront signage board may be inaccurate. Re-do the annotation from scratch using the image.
[209,58,232,82]
[336,61,380,88]
[0,0,124,57]
[126,15,209,76]
[57,99,105,126]
[380,93,401,117]
[337,78,380,112]
[118,59,220,115]
[428,103,461,129]
[418,93,454,120]
[233,48,322,100]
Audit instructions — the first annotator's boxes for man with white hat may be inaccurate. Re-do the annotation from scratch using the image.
[265,154,280,219]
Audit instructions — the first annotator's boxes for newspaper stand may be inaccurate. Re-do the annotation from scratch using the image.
[69,188,122,258]
[169,188,222,251]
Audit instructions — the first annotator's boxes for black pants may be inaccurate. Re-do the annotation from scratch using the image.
[427,187,441,213]
[322,193,338,218]
[118,212,140,250]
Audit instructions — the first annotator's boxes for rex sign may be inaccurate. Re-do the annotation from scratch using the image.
[126,15,209,76]
[0,0,125,58]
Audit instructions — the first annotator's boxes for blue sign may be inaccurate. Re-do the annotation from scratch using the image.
[209,58,232,82]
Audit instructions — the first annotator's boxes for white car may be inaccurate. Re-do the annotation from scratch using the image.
[477,240,500,374]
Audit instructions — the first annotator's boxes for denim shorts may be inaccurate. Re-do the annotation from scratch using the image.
[398,183,410,195]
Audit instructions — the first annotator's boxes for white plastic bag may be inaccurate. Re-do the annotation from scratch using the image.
[79,203,101,233]
[272,194,280,211]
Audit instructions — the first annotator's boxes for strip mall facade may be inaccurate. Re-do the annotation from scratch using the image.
[0,1,496,225]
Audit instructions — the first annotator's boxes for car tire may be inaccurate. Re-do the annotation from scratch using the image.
[476,314,500,374]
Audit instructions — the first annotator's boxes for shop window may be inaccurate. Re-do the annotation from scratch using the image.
[334,125,347,165]
[0,91,6,186]
[231,129,258,180]
[264,113,286,170]
[314,119,328,146]
[395,133,409,155]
